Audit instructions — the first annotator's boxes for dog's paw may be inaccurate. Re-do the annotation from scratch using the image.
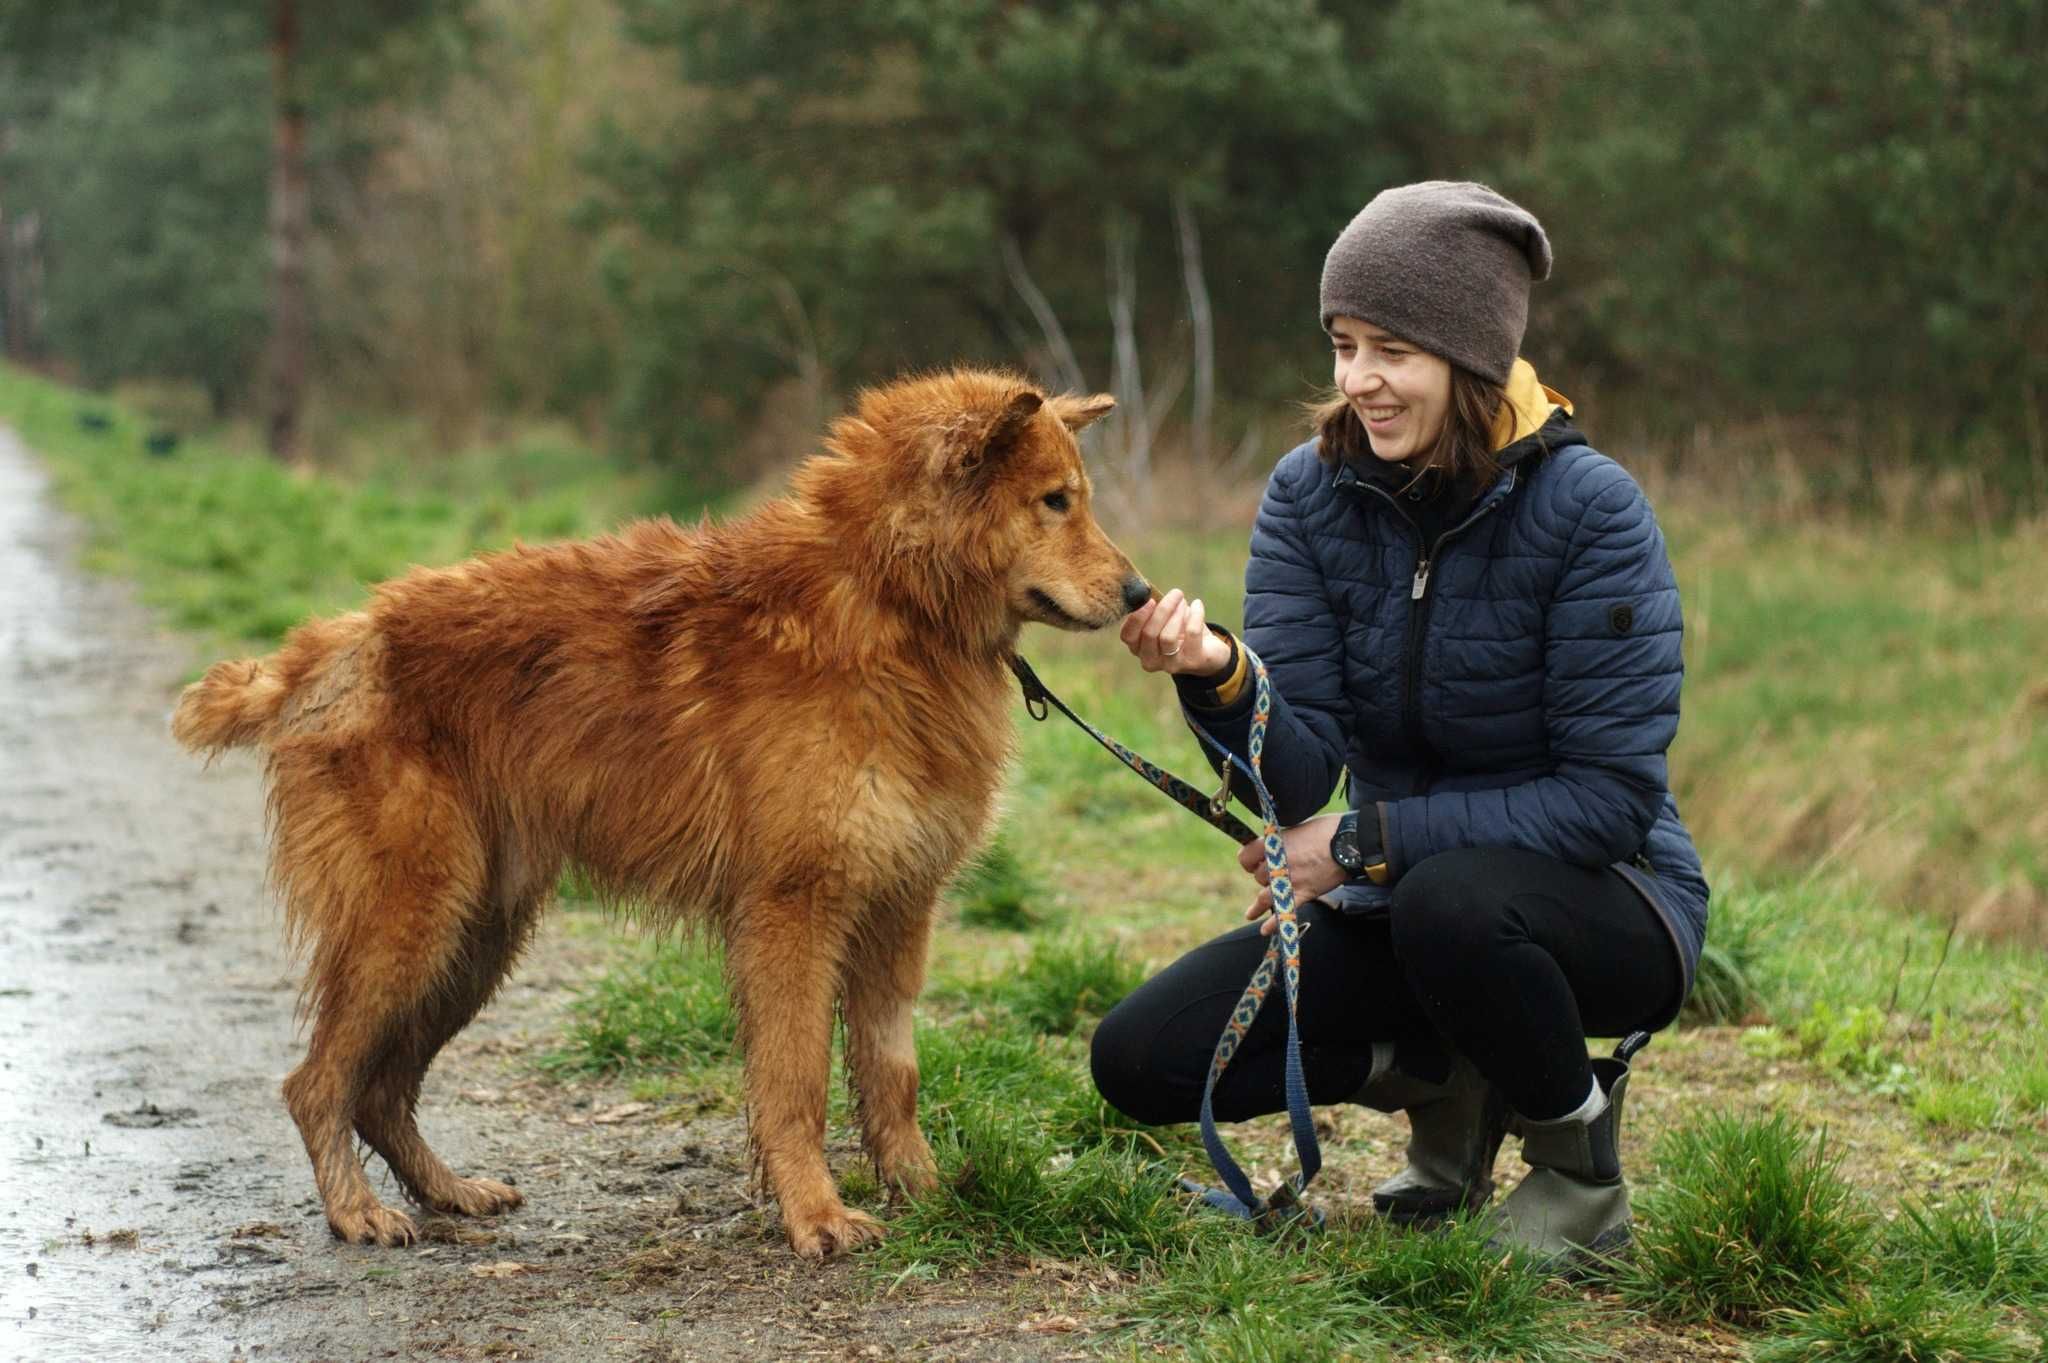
[431,1176,524,1218]
[330,1201,419,1247]
[785,1204,885,1261]
[881,1151,940,1201]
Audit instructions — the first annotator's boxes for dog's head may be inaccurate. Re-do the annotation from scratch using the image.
[814,369,1150,638]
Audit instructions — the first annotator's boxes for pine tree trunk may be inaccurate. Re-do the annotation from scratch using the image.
[264,0,309,461]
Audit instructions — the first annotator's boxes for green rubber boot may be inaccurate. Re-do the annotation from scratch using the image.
[1490,1054,1633,1273]
[1351,1045,1509,1225]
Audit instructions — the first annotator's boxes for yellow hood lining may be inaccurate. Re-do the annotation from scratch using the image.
[1490,358,1573,452]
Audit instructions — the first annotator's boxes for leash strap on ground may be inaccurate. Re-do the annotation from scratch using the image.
[1010,650,1321,1226]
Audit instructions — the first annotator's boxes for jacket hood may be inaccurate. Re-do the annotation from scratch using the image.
[1490,357,1573,451]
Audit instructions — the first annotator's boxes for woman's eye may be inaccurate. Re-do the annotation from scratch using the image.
[1042,491,1070,513]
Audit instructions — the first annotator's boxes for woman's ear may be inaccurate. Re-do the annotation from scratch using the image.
[1049,393,1116,432]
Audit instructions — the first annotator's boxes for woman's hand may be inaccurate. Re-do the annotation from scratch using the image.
[1239,813,1345,936]
[1120,588,1233,676]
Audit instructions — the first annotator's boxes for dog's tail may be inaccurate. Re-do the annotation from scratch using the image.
[171,656,292,754]
[171,611,375,755]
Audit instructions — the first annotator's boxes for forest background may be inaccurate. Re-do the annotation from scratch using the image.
[2,0,2041,492]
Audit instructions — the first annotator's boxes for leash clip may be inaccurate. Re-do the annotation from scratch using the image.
[1007,653,1050,722]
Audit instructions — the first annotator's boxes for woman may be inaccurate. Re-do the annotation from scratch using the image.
[1089,181,1709,1267]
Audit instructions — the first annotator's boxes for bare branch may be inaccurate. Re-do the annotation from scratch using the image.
[1106,208,1148,489]
[999,232,1084,394]
[1173,187,1214,465]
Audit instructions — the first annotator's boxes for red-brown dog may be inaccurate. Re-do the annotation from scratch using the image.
[172,369,1147,1259]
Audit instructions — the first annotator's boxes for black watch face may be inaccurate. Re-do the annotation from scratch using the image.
[1330,826,1362,873]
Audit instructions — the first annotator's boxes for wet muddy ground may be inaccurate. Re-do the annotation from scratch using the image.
[0,431,1087,1363]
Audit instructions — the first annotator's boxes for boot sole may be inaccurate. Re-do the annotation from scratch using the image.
[1371,1182,1494,1227]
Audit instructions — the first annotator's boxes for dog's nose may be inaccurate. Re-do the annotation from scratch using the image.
[1121,577,1153,614]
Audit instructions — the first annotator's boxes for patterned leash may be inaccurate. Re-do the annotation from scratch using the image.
[1008,651,1322,1230]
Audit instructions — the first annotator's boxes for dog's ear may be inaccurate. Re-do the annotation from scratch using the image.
[934,389,1043,484]
[1049,393,1116,432]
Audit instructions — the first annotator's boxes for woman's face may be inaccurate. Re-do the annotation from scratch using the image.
[1329,315,1451,465]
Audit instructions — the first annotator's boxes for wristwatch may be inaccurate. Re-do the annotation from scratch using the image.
[1329,809,1390,886]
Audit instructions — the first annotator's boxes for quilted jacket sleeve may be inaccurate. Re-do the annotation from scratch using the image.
[1182,448,1349,825]
[1382,458,1681,875]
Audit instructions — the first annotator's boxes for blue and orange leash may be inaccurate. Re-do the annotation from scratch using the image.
[1008,649,1321,1230]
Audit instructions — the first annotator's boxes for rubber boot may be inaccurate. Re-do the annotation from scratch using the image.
[1489,1054,1633,1272]
[1350,1044,1509,1225]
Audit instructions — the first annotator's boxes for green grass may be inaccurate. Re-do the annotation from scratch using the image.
[1881,1196,2048,1307]
[1622,1112,1876,1325]
[542,943,736,1077]
[1620,1112,2046,1358]
[949,830,1046,930]
[1119,1212,1604,1362]
[873,1103,1200,1274]
[1697,877,2047,1135]
[0,363,708,653]
[1750,1281,2032,1363]
[938,934,1148,1036]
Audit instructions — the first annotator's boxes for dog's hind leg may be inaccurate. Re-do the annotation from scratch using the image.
[273,746,490,1247]
[352,864,549,1219]
[726,891,880,1261]
[842,898,938,1199]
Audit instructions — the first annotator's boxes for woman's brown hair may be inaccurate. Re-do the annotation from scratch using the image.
[1308,366,1509,497]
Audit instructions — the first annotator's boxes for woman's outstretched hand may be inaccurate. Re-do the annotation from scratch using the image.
[1120,588,1234,676]
[1240,812,1345,936]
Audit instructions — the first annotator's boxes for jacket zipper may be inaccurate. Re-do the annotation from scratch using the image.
[1350,472,1515,788]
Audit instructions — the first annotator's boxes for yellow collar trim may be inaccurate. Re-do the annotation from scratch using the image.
[1490,358,1573,451]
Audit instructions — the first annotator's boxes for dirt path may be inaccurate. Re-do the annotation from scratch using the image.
[0,431,1084,1363]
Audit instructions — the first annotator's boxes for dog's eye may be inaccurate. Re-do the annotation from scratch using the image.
[1042,491,1069,513]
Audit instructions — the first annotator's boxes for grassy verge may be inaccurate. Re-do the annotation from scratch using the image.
[0,363,706,653]
[9,367,2045,1358]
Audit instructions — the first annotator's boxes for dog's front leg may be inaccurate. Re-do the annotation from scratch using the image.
[843,899,938,1199]
[730,902,882,1261]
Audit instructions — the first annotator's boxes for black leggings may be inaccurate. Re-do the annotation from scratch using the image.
[1089,847,1684,1125]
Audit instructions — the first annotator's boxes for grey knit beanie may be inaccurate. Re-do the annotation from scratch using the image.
[1319,181,1552,385]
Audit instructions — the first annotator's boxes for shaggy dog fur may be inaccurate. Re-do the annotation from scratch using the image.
[171,369,1147,1259]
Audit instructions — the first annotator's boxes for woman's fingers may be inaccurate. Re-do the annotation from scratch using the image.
[1123,588,1222,677]
[1118,598,1155,652]
[1133,589,1190,671]
[1243,886,1271,920]
[1183,597,1208,658]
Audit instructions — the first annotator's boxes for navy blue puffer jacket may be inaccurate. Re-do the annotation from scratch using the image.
[1186,412,1708,1015]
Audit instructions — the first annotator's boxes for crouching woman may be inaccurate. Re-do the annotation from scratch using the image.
[1090,181,1709,1268]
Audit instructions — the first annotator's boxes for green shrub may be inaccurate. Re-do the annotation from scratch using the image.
[1623,1111,1875,1324]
